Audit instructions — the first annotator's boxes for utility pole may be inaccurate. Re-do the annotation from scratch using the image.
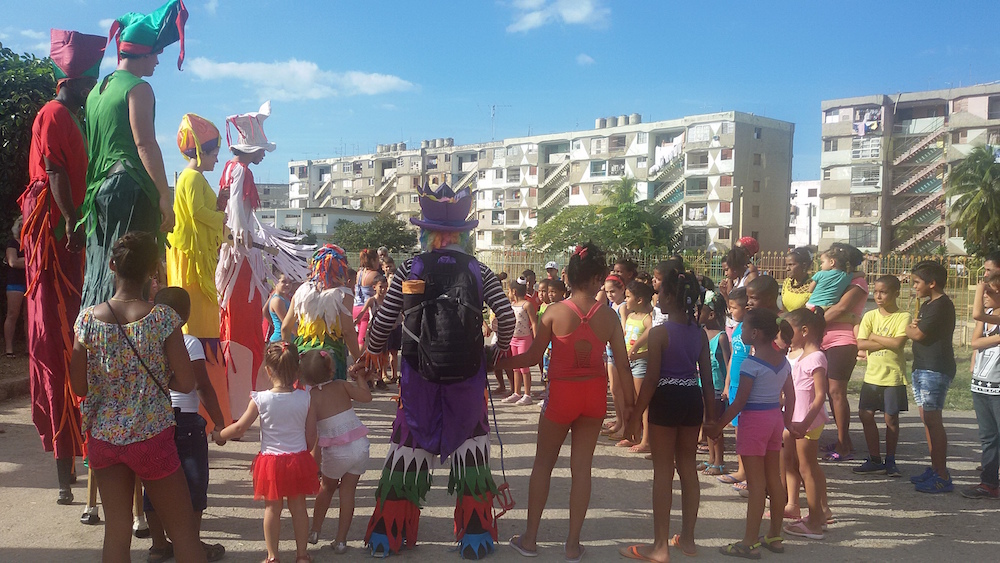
[491,104,511,141]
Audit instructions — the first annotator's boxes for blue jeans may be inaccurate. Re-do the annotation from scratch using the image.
[974,392,1000,488]
[912,369,952,411]
[143,412,210,513]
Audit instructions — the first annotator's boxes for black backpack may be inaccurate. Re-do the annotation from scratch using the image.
[401,250,485,384]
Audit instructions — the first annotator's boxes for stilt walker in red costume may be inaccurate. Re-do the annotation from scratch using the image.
[359,182,515,558]
[20,28,105,506]
[217,102,311,419]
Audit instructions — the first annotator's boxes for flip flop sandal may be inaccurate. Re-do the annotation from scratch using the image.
[628,444,651,454]
[719,542,761,560]
[668,535,697,557]
[822,451,854,462]
[697,444,710,453]
[147,543,174,563]
[615,439,635,447]
[758,535,785,553]
[608,433,625,441]
[716,474,741,484]
[783,520,825,540]
[509,535,538,557]
[763,509,800,520]
[618,545,659,562]
[731,480,749,491]
[564,544,586,563]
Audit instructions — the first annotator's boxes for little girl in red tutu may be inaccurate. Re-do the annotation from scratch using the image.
[222,341,319,563]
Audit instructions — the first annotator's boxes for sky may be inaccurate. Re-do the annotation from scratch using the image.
[5,0,1000,189]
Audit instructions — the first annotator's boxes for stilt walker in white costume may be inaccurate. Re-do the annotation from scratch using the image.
[216,102,311,418]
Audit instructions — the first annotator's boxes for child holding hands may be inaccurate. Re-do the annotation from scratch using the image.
[222,341,319,563]
[304,349,373,552]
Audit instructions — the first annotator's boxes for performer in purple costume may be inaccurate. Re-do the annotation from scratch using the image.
[359,182,514,558]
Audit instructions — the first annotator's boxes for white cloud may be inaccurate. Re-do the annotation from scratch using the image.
[99,19,114,29]
[576,53,595,66]
[507,0,609,33]
[20,29,46,40]
[205,0,219,15]
[186,58,415,102]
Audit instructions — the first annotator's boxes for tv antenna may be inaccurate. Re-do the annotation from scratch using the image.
[490,104,511,141]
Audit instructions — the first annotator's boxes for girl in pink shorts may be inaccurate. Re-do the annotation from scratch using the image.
[498,242,634,562]
[501,277,537,406]
[707,308,795,559]
[70,232,206,562]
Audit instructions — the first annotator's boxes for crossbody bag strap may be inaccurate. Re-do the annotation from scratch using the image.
[105,302,171,401]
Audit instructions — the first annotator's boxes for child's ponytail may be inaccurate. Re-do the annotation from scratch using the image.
[265,341,300,387]
[785,306,827,344]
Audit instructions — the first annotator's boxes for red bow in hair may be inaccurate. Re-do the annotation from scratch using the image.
[573,245,588,259]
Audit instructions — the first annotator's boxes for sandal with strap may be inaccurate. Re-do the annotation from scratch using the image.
[147,543,173,563]
[696,461,710,471]
[704,464,725,476]
[759,535,784,553]
[719,542,761,560]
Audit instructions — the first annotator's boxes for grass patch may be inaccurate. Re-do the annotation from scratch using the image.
[848,348,974,411]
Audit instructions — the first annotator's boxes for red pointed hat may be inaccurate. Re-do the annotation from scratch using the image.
[50,29,106,81]
[409,182,479,232]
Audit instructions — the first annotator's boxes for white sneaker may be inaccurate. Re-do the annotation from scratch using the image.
[515,394,533,406]
[502,393,522,404]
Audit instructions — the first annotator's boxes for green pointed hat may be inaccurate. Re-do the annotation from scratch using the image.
[108,0,189,70]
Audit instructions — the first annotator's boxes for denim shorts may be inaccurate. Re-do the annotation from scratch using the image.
[912,370,952,412]
[630,359,648,380]
[143,412,209,513]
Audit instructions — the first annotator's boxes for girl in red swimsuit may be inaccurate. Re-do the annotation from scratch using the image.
[499,242,635,562]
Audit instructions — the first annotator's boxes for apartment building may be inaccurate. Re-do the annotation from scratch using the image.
[257,206,375,237]
[288,111,794,252]
[789,180,821,249]
[256,183,290,210]
[818,82,1000,254]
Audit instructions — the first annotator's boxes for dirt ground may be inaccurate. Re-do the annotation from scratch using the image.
[1,384,997,562]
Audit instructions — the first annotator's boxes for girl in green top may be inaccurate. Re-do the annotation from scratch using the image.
[623,280,654,453]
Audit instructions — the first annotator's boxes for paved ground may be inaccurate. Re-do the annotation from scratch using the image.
[1,380,998,562]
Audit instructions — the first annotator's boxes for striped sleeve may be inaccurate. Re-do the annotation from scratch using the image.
[366,260,410,354]
[482,265,515,351]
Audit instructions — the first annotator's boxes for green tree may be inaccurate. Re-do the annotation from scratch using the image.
[332,214,417,252]
[946,144,1000,256]
[0,44,55,238]
[526,176,677,252]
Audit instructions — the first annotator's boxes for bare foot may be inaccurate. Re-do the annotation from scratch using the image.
[619,543,669,562]
[669,534,697,556]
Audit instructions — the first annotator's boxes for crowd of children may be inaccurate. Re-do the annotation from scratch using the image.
[68,228,997,562]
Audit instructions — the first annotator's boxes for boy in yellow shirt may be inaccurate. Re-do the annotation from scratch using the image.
[854,275,911,477]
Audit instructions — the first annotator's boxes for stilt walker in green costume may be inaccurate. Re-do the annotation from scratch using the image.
[80,0,188,308]
[356,183,516,558]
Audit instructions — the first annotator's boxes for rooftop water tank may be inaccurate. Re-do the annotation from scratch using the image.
[436,138,445,148]
[629,113,641,125]
[619,115,628,126]
[595,117,606,129]
[606,116,618,127]
[399,142,406,151]
[391,143,398,152]
[421,140,429,149]
[445,137,454,147]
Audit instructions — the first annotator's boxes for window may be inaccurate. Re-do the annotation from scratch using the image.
[751,230,759,240]
[529,166,537,176]
[590,161,608,177]
[507,146,518,156]
[507,167,521,182]
[851,137,880,159]
[412,177,421,188]
[789,225,797,235]
[753,153,762,166]
[822,169,831,181]
[494,148,505,159]
[989,129,1000,145]
[495,169,504,180]
[720,201,732,213]
[753,180,761,192]
[754,127,762,139]
[688,152,709,170]
[752,205,760,218]
[477,230,485,240]
[528,209,537,219]
[572,140,583,150]
[824,139,839,152]
[989,97,1000,120]
[529,188,537,197]
[637,157,647,169]
[808,188,818,197]
[720,175,733,187]
[849,225,878,248]
[368,160,375,169]
[411,194,419,203]
[426,155,438,170]
[952,130,968,144]
[683,229,708,249]
[850,195,879,217]
[478,169,486,179]
[396,157,404,168]
[571,185,581,195]
[592,138,606,154]
[824,109,841,124]
[688,124,711,143]
[686,178,708,196]
[609,135,626,150]
[609,159,626,176]
[340,163,349,173]
[720,122,735,135]
[721,148,733,160]
[718,227,731,239]
[592,185,602,195]
[686,203,708,221]
[368,178,375,186]
[636,132,648,144]
[822,225,836,234]
[851,165,881,187]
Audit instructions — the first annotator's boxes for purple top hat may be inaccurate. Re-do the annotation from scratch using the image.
[409,182,479,232]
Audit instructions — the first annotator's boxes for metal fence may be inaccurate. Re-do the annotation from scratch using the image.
[475,248,985,347]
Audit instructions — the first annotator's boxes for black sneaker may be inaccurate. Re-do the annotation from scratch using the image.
[853,458,886,474]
